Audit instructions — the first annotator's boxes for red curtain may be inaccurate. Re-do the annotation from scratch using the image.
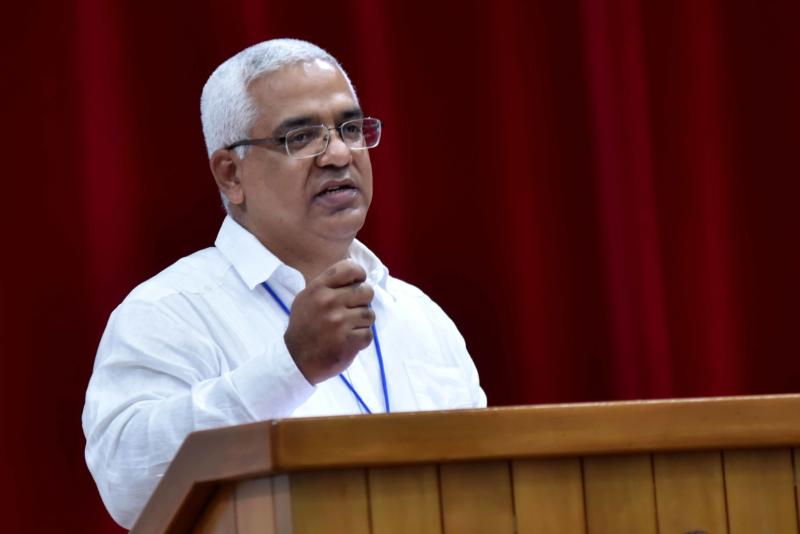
[3,0,799,530]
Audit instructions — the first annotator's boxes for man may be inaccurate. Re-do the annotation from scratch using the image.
[82,38,486,528]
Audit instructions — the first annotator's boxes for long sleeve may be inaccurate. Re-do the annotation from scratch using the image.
[82,224,488,528]
[82,298,315,528]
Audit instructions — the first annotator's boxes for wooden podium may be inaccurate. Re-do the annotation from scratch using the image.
[132,394,800,533]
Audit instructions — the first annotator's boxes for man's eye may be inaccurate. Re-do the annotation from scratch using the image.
[342,123,363,137]
[287,129,317,146]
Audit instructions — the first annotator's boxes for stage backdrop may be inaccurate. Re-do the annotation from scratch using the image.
[2,0,799,531]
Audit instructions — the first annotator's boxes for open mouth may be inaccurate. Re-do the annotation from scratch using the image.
[316,184,357,197]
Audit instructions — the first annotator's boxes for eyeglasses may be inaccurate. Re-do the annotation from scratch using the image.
[225,117,382,159]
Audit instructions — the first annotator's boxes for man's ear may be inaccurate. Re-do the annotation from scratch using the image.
[210,149,244,206]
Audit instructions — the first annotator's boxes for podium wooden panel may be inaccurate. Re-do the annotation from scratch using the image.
[132,395,800,533]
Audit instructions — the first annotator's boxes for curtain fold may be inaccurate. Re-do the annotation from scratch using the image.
[4,0,799,530]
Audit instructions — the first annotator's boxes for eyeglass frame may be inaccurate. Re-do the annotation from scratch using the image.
[224,117,382,159]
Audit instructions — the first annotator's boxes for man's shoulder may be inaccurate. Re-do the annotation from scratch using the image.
[384,275,428,300]
[382,274,467,337]
[125,246,233,305]
[383,275,453,318]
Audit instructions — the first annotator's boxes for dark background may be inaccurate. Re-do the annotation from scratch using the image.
[2,0,799,530]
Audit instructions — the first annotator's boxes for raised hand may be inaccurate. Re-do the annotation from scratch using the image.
[285,259,375,384]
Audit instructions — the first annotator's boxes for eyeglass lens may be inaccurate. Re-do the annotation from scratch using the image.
[286,118,381,158]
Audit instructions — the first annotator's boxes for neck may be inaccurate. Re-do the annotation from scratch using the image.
[285,242,351,283]
[233,214,352,283]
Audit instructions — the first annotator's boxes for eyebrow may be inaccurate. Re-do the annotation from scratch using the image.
[338,107,364,122]
[272,107,365,136]
[273,115,318,135]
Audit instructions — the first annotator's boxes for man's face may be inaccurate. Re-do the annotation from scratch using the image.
[233,59,373,254]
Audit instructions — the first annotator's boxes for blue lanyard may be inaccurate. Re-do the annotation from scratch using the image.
[262,281,390,414]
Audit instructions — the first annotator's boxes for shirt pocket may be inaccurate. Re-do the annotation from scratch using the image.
[403,358,474,411]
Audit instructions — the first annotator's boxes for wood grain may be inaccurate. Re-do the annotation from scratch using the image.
[368,465,442,534]
[439,462,515,534]
[583,454,658,534]
[272,475,293,534]
[191,484,236,534]
[131,394,800,533]
[273,395,800,470]
[235,477,276,534]
[795,448,800,530]
[724,448,798,534]
[288,469,371,534]
[512,458,586,533]
[653,451,728,534]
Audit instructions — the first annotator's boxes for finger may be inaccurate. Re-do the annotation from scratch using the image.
[317,259,367,289]
[342,306,376,329]
[332,282,374,308]
[346,326,374,350]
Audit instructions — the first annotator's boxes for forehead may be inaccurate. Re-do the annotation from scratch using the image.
[247,60,357,130]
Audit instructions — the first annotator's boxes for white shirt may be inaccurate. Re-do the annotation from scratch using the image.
[82,216,486,528]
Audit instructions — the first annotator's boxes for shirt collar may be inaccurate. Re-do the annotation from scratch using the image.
[214,216,388,291]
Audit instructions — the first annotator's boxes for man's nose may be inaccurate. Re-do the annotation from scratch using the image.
[317,129,352,167]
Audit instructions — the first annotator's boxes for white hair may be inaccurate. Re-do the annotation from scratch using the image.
[200,39,357,211]
[201,38,357,158]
